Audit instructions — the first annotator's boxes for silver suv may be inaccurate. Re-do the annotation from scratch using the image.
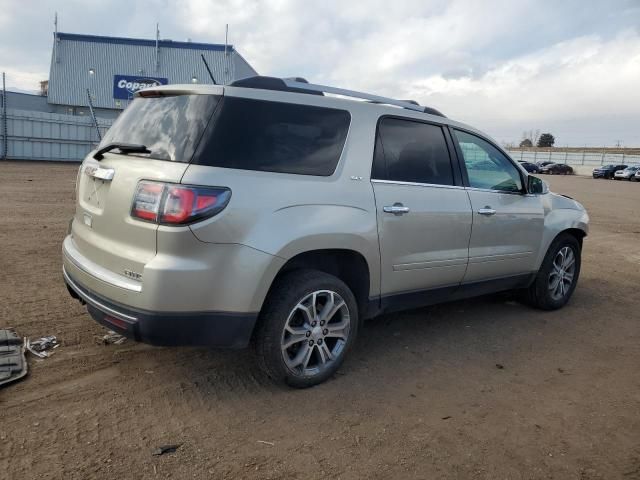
[63,77,589,387]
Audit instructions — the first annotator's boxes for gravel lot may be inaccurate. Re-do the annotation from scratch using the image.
[1,162,639,479]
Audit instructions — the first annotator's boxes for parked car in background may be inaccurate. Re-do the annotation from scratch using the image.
[614,165,640,180]
[539,163,574,175]
[62,76,589,387]
[518,161,540,173]
[593,164,628,179]
[536,161,555,168]
[634,169,640,182]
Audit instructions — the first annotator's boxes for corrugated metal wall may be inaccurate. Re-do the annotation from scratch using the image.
[48,34,257,110]
[0,108,113,161]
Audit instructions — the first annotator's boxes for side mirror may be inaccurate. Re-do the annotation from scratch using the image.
[527,175,548,194]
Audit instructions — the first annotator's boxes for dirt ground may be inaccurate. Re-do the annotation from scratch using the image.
[1,162,639,480]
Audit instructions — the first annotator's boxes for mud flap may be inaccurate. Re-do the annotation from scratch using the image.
[0,330,28,387]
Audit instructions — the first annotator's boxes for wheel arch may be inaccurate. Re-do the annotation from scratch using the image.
[535,224,587,271]
[535,202,589,270]
[259,248,373,321]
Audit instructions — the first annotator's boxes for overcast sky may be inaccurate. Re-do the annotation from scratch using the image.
[2,0,640,146]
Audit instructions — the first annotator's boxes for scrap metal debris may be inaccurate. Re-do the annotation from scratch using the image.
[98,330,127,345]
[152,444,181,456]
[26,335,59,359]
[0,329,28,386]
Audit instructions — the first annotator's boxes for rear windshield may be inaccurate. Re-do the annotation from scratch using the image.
[99,95,219,162]
[195,97,351,176]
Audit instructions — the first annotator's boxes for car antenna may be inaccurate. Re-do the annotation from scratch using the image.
[200,54,217,84]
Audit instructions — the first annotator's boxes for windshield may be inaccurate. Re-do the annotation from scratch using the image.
[99,94,219,162]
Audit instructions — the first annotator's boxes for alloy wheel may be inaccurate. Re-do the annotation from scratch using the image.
[281,290,350,376]
[548,246,576,301]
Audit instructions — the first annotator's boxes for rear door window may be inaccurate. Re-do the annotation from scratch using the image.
[99,94,219,162]
[372,118,454,185]
[195,97,351,176]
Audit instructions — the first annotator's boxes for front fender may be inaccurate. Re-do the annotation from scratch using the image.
[535,203,589,268]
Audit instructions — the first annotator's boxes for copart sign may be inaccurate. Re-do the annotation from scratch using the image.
[113,75,168,99]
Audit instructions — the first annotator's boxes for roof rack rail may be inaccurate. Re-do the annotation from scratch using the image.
[229,76,323,96]
[282,78,445,117]
[228,76,445,117]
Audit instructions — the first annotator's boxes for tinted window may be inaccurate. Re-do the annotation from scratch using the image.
[455,130,523,192]
[196,97,350,176]
[372,118,454,185]
[99,95,219,162]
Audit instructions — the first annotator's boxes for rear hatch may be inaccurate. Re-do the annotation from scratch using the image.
[72,90,221,282]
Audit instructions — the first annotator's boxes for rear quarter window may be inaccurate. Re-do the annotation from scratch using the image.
[194,97,351,176]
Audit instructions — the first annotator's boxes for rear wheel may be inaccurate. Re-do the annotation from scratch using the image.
[255,270,359,388]
[522,233,581,310]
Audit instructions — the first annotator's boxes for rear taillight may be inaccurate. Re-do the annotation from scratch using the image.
[131,181,231,225]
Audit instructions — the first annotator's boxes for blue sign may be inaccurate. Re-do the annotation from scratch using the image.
[113,75,168,99]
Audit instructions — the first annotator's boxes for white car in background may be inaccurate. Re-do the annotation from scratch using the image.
[614,165,640,180]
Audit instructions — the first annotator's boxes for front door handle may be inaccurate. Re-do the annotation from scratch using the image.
[383,203,410,215]
[477,207,497,216]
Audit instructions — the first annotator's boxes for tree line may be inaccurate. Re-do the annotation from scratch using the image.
[520,129,555,148]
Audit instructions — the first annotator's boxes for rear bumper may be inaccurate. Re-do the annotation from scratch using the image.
[64,267,257,348]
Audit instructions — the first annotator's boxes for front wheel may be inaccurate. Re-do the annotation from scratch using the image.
[521,233,582,310]
[255,270,359,388]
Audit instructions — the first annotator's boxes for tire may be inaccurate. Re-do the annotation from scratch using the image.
[521,233,582,310]
[255,269,359,388]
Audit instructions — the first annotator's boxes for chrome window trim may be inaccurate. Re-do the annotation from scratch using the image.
[370,179,466,190]
[464,186,526,196]
[63,267,138,323]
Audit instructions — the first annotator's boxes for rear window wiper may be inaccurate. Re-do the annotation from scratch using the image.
[93,143,150,160]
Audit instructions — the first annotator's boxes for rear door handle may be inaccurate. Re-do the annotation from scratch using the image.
[477,207,496,216]
[383,203,410,215]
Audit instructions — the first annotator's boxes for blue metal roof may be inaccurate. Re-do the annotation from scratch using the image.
[56,32,233,52]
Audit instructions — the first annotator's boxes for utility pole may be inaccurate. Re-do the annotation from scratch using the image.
[155,23,160,72]
[2,72,6,160]
[54,12,59,63]
[224,24,229,84]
